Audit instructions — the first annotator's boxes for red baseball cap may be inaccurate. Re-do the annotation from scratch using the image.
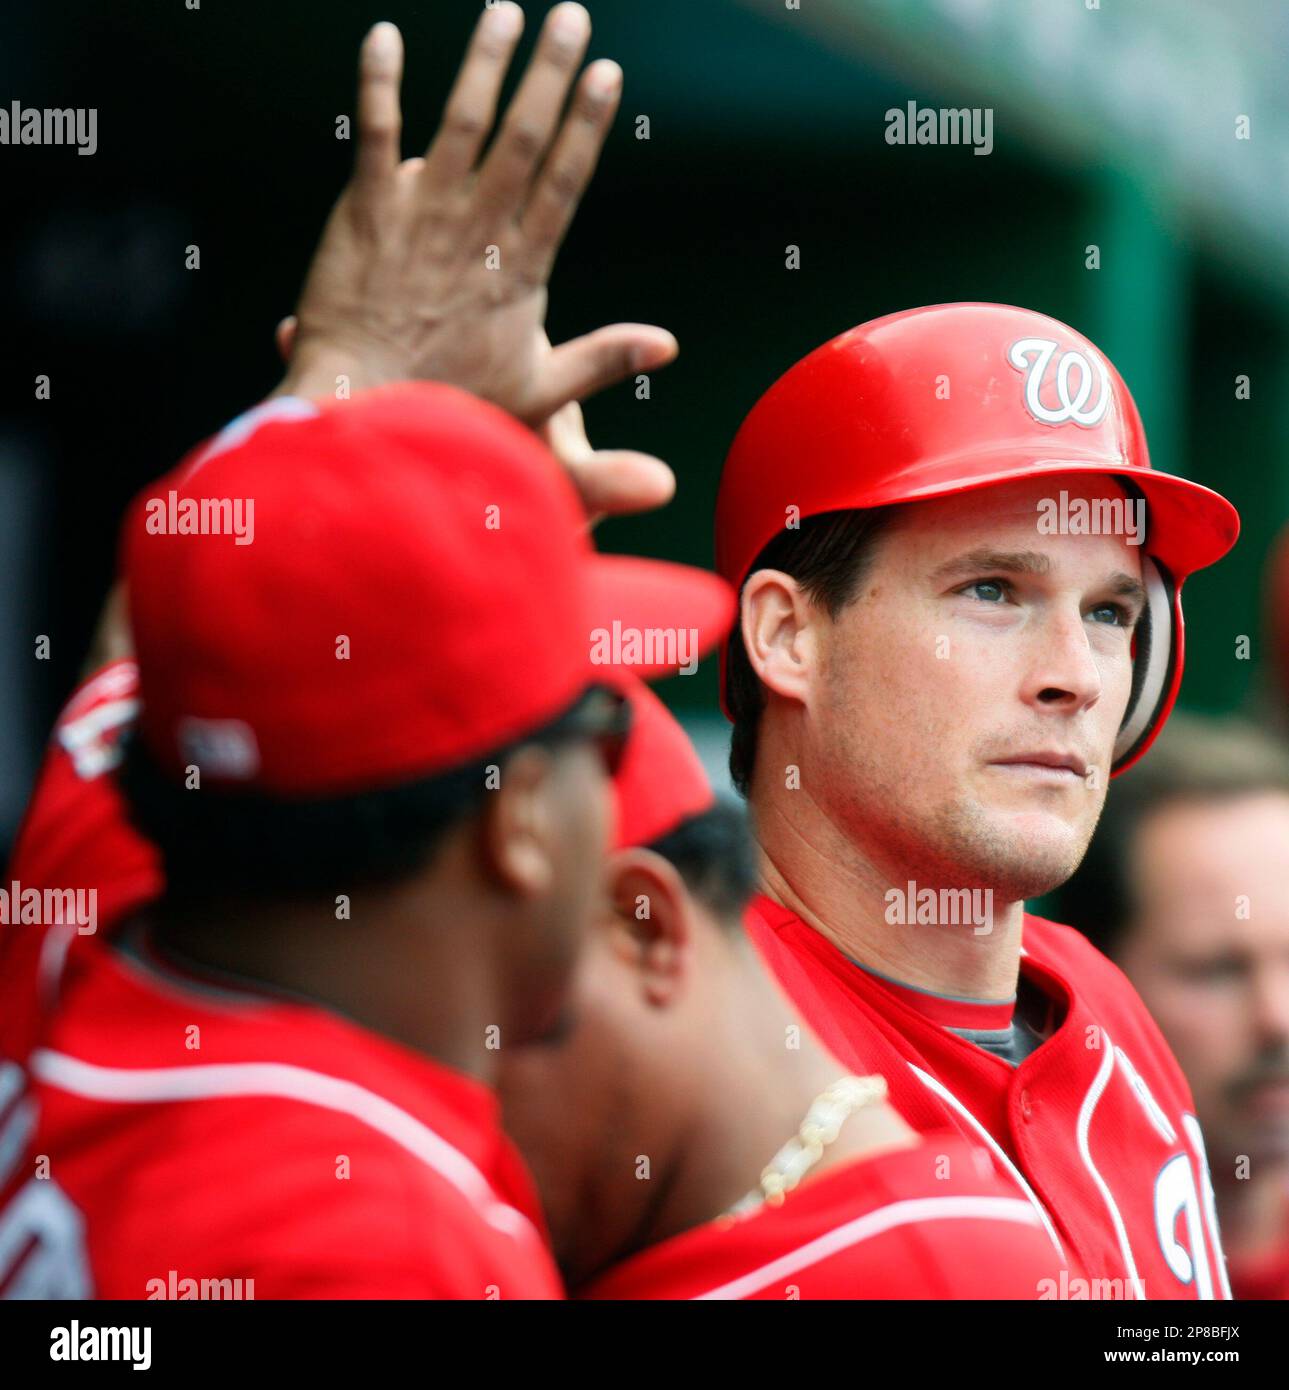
[610,675,716,849]
[123,382,733,796]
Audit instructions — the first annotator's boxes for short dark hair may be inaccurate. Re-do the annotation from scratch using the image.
[119,733,485,899]
[646,800,758,925]
[118,686,629,902]
[1052,713,1289,958]
[726,508,896,796]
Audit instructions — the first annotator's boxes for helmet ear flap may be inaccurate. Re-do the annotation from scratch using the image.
[1112,556,1176,772]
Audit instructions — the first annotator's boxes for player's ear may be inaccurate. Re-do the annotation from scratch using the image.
[480,745,560,896]
[605,846,694,1008]
[742,568,818,705]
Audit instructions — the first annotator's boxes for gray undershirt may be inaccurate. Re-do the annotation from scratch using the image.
[852,959,1055,1068]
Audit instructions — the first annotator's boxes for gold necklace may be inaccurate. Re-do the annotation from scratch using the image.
[726,1074,889,1218]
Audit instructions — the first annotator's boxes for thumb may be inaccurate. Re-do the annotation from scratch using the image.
[527,324,678,421]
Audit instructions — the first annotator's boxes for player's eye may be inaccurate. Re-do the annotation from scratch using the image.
[960,578,1010,603]
[1089,601,1132,627]
[1177,955,1245,985]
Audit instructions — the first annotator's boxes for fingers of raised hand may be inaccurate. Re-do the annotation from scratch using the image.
[354,22,406,197]
[538,403,674,521]
[519,58,622,283]
[422,2,525,190]
[532,323,679,419]
[569,449,677,522]
[472,3,592,222]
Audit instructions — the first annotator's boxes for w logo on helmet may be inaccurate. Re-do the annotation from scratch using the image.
[1008,337,1112,428]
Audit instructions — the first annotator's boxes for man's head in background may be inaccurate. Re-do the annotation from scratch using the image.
[1054,713,1289,1179]
[1265,522,1289,736]
[496,678,762,1287]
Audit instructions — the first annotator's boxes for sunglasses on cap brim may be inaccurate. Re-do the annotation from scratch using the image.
[520,683,632,777]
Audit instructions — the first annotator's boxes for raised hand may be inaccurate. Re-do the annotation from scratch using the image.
[276,6,676,515]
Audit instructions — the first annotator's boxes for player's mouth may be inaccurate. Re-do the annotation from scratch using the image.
[987,751,1087,783]
[1234,1076,1289,1115]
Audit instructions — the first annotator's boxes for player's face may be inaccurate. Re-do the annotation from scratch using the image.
[806,475,1141,901]
[1118,793,1289,1170]
[498,929,637,1285]
[500,742,615,1046]
[497,849,705,1288]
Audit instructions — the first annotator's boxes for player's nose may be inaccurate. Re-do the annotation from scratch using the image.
[1019,605,1103,715]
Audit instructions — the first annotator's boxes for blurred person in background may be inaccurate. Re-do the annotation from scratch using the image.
[1264,524,1289,736]
[1055,714,1289,1298]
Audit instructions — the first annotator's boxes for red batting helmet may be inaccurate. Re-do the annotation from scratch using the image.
[715,303,1240,775]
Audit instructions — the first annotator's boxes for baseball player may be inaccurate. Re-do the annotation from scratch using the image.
[3,0,682,947]
[499,674,1074,1298]
[0,381,727,1298]
[715,304,1240,1299]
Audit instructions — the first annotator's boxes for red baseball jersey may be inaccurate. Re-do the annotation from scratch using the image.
[0,922,562,1299]
[1228,1241,1289,1301]
[0,662,562,1299]
[744,894,1232,1301]
[5,660,161,940]
[581,1133,1069,1300]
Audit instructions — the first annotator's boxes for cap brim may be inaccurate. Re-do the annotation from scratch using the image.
[585,554,735,680]
[608,672,716,849]
[881,456,1239,579]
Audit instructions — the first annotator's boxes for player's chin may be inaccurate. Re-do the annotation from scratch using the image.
[519,997,580,1049]
[505,983,580,1049]
[975,813,1089,897]
[1242,1121,1289,1168]
[538,1002,579,1046]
